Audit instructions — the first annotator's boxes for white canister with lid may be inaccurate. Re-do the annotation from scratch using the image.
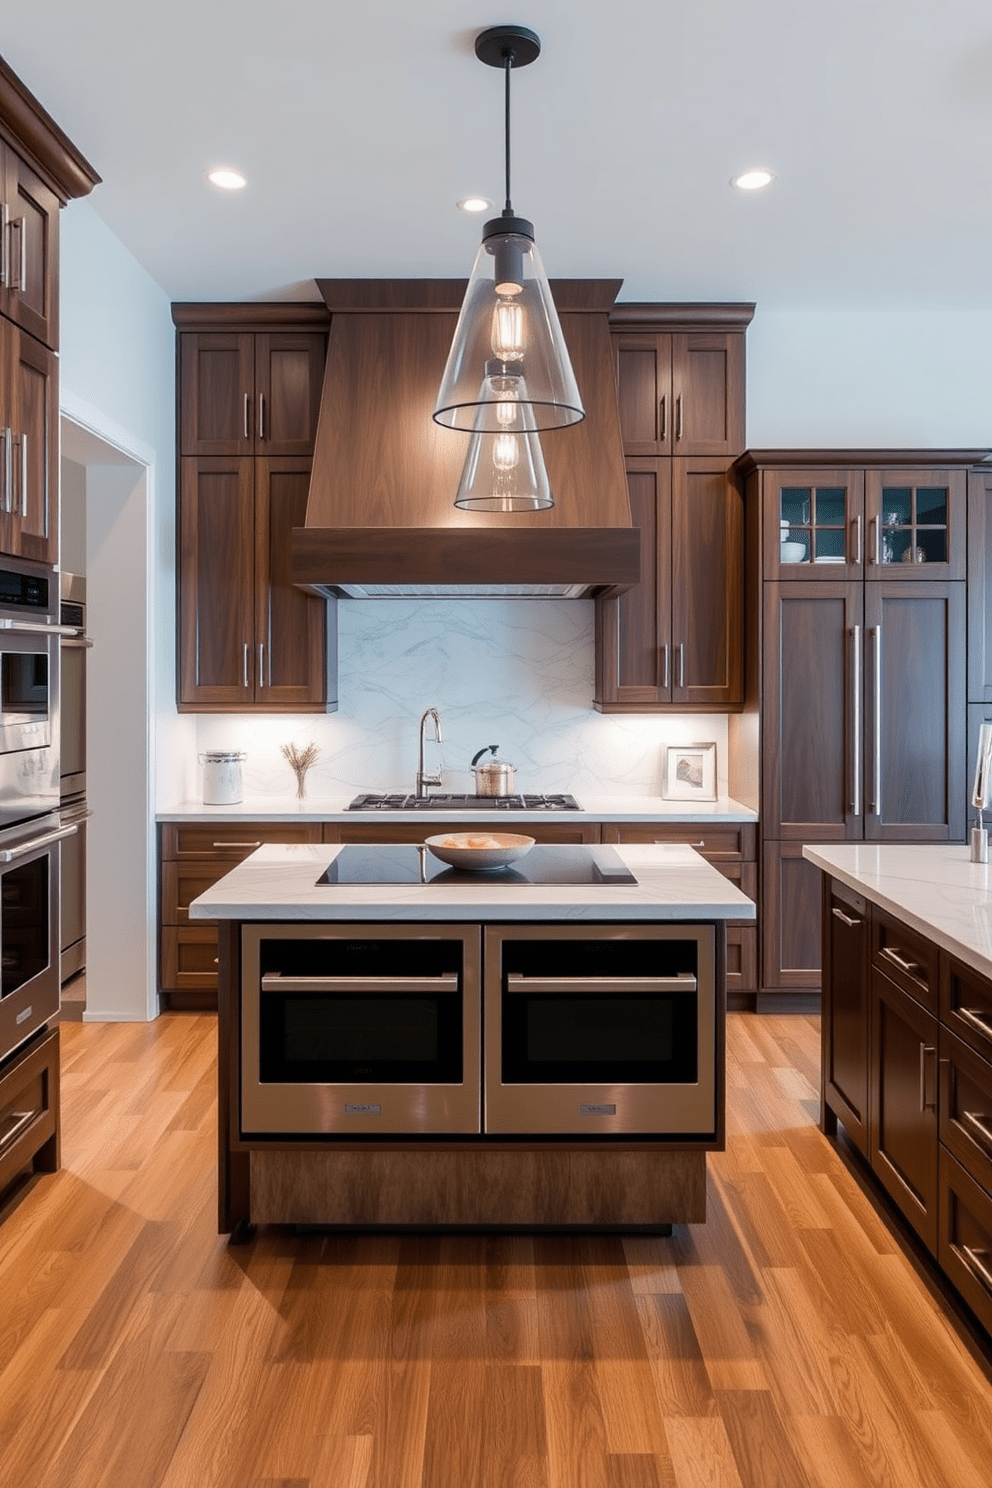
[199,750,246,805]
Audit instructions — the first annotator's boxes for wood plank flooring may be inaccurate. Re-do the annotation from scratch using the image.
[2,1000,991,1487]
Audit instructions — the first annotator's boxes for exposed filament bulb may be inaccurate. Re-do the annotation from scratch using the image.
[492,432,520,472]
[492,297,524,361]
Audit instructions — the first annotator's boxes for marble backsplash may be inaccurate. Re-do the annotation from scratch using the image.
[185,599,729,803]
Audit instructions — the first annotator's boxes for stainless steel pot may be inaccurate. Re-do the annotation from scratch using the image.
[471,745,516,797]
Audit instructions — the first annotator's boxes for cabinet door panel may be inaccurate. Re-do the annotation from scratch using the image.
[614,334,671,454]
[763,582,863,839]
[595,461,671,705]
[870,967,939,1253]
[179,333,254,454]
[967,466,992,702]
[864,582,965,841]
[671,332,744,456]
[672,457,742,706]
[762,840,823,990]
[822,879,869,1154]
[254,334,325,455]
[866,469,966,580]
[178,458,254,706]
[762,468,865,581]
[1,145,59,348]
[255,458,328,708]
[9,328,57,562]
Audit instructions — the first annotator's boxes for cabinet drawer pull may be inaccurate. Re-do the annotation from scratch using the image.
[880,946,920,977]
[832,906,861,928]
[961,1244,992,1296]
[261,973,458,995]
[960,1007,992,1039]
[506,972,697,995]
[653,839,705,848]
[961,1109,992,1156]
[919,1043,937,1112]
[212,841,262,849]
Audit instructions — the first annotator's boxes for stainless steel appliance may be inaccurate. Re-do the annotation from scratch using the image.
[484,924,717,1137]
[59,573,90,981]
[0,810,75,1064]
[470,745,516,796]
[347,792,581,811]
[0,557,61,827]
[241,923,482,1136]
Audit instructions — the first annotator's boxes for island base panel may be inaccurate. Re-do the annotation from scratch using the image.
[248,1148,706,1228]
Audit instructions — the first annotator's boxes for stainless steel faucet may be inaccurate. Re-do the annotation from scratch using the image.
[416,707,443,798]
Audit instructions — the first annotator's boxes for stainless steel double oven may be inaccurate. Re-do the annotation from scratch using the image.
[240,920,716,1140]
[0,557,75,1065]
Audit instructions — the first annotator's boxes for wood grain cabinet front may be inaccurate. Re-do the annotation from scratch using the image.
[0,140,59,350]
[158,822,323,1009]
[179,331,325,457]
[0,316,57,563]
[0,1027,59,1199]
[612,329,745,459]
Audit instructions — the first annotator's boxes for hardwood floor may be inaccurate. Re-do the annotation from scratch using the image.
[2,1001,991,1487]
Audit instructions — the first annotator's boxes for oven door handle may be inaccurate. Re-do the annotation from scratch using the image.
[505,972,698,994]
[0,619,83,636]
[60,636,94,648]
[260,972,459,994]
[0,823,78,863]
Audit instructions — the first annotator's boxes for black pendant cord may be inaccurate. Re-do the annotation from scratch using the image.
[503,49,514,214]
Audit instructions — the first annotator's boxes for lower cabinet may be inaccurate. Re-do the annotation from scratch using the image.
[0,1027,59,1201]
[821,877,992,1337]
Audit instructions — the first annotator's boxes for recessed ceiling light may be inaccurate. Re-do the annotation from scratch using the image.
[457,195,492,213]
[207,167,247,191]
[731,167,775,192]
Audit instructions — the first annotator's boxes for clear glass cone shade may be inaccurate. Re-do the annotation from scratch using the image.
[454,415,554,512]
[435,231,585,432]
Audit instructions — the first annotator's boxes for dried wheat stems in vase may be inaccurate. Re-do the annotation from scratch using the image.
[281,741,320,799]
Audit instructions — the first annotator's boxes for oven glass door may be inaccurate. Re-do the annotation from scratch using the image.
[241,924,482,1136]
[485,925,716,1137]
[0,638,52,753]
[0,832,60,1061]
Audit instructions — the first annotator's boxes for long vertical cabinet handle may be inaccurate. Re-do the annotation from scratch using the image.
[677,643,685,688]
[258,394,266,441]
[0,429,8,514]
[243,642,250,689]
[659,396,666,442]
[0,202,7,287]
[15,434,26,516]
[661,643,669,690]
[258,643,267,690]
[675,395,683,441]
[11,217,25,291]
[851,624,861,817]
[853,514,863,566]
[870,625,882,816]
[919,1044,937,1112]
[243,394,251,441]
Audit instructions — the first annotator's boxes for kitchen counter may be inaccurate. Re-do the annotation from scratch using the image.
[159,793,758,825]
[189,841,756,923]
[802,843,992,980]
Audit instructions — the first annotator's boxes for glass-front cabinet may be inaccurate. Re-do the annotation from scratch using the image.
[757,462,967,581]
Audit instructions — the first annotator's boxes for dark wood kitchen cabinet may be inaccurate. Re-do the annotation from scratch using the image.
[0,318,57,563]
[595,457,744,710]
[594,306,752,715]
[0,139,60,351]
[179,329,325,457]
[178,455,336,711]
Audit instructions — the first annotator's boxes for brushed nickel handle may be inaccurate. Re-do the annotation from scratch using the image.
[0,1109,35,1155]
[15,432,26,517]
[852,513,863,566]
[0,823,77,863]
[832,906,861,928]
[959,1007,992,1038]
[870,625,882,814]
[851,624,861,816]
[881,946,919,976]
[260,973,458,994]
[243,393,251,440]
[212,841,262,849]
[659,395,666,442]
[962,1109,992,1156]
[258,393,266,441]
[961,1245,992,1296]
[661,643,669,690]
[0,202,7,288]
[258,642,265,689]
[677,642,685,688]
[506,972,697,994]
[675,394,683,441]
[870,516,879,565]
[243,642,250,688]
[919,1044,937,1111]
[0,428,8,514]
[11,216,26,291]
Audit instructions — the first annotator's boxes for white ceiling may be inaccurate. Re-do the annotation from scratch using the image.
[4,0,992,309]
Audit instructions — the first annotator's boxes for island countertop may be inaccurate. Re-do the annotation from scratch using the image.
[802,842,992,979]
[189,842,756,923]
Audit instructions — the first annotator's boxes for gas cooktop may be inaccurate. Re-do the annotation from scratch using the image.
[347,792,582,812]
[317,844,635,887]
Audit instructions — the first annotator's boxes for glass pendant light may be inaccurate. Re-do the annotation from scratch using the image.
[434,25,584,435]
[454,386,553,511]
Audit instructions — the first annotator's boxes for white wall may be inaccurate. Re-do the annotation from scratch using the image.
[59,199,190,1019]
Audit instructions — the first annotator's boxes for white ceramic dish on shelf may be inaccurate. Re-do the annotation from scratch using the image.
[780,540,807,562]
[425,832,535,871]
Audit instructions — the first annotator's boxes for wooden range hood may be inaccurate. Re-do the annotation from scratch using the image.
[292,279,640,599]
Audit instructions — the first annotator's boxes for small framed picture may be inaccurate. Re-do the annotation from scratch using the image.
[662,741,717,801]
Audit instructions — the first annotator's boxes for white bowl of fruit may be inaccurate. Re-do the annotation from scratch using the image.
[424,831,536,871]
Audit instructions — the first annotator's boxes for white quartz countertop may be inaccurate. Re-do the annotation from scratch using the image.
[189,842,756,923]
[158,794,757,825]
[802,843,992,979]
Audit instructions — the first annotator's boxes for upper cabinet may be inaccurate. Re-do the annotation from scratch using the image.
[179,329,326,457]
[0,323,57,562]
[747,455,970,583]
[613,328,745,458]
[0,141,59,351]
[594,305,752,713]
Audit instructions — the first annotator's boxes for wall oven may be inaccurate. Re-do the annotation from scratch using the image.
[241,923,482,1136]
[0,556,60,829]
[484,924,716,1137]
[0,810,75,1063]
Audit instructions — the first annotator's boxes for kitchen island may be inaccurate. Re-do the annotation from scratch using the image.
[192,841,754,1237]
[804,842,992,1338]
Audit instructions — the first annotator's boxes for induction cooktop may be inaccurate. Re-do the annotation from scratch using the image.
[316,844,637,887]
